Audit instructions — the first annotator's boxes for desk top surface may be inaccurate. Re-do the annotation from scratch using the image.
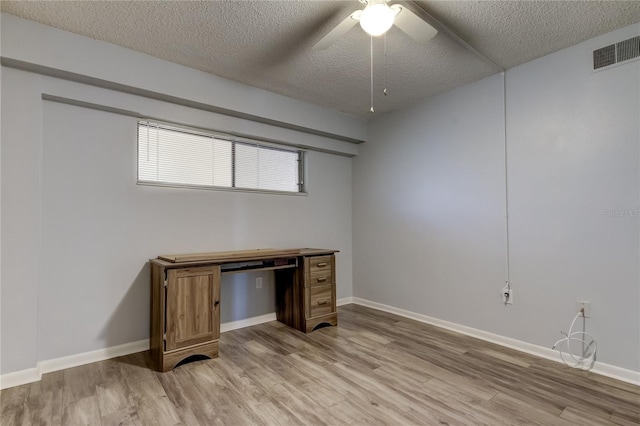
[151,248,338,267]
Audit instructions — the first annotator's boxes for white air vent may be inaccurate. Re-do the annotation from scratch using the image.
[593,36,640,70]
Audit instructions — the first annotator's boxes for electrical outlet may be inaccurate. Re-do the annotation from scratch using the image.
[577,301,590,317]
[256,277,263,289]
[502,285,513,304]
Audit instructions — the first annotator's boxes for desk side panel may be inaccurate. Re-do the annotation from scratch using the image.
[150,262,165,371]
[275,267,305,332]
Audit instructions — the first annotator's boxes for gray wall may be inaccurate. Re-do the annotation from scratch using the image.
[354,24,639,371]
[39,100,351,362]
[1,67,353,373]
[1,15,358,374]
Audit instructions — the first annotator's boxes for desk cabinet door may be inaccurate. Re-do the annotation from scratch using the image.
[166,266,220,351]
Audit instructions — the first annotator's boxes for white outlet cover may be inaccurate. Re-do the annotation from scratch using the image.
[501,286,513,304]
[577,301,590,317]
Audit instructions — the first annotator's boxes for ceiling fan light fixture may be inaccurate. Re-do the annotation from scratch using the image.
[359,3,395,36]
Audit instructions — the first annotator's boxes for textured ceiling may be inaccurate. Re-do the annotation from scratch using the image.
[2,1,639,120]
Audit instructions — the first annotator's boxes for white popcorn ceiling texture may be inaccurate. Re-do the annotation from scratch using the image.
[2,1,639,119]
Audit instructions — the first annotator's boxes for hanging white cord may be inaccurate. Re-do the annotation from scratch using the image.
[503,72,511,297]
[552,310,597,369]
[370,35,374,113]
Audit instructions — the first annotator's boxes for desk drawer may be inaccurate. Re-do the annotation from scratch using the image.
[308,255,333,273]
[307,284,335,318]
[309,270,333,287]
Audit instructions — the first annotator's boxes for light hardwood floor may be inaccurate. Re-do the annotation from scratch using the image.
[2,304,639,425]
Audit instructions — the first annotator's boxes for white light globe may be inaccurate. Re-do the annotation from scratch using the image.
[359,3,395,36]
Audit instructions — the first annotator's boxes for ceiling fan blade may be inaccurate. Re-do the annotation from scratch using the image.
[313,11,360,50]
[391,5,438,45]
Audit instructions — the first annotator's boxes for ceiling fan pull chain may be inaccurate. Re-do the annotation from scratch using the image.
[383,32,388,97]
[370,35,374,113]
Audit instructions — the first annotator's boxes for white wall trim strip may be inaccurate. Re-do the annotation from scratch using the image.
[40,92,358,157]
[351,297,640,386]
[3,299,638,389]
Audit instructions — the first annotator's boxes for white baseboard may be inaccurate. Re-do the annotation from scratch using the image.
[0,367,41,390]
[1,300,357,389]
[9,297,632,390]
[0,339,150,391]
[351,297,640,386]
[38,339,150,376]
[337,296,353,306]
[1,311,280,390]
[220,312,277,333]
[219,298,353,332]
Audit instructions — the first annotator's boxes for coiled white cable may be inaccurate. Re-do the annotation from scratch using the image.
[552,310,597,369]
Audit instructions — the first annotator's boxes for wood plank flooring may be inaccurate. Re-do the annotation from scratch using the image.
[1,304,639,425]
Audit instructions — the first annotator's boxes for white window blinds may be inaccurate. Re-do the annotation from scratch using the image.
[137,121,304,194]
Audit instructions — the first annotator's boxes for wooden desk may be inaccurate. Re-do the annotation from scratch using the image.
[149,248,338,372]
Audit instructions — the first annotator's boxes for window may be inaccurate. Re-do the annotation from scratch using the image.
[137,120,305,194]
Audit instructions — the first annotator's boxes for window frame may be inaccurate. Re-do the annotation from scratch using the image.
[136,119,307,196]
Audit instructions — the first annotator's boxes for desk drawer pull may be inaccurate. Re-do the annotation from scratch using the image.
[317,300,328,306]
[316,262,327,267]
[316,277,327,282]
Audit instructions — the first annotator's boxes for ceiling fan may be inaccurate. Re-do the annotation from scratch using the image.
[314,0,438,50]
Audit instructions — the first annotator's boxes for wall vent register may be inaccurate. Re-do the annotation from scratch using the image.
[593,35,640,70]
